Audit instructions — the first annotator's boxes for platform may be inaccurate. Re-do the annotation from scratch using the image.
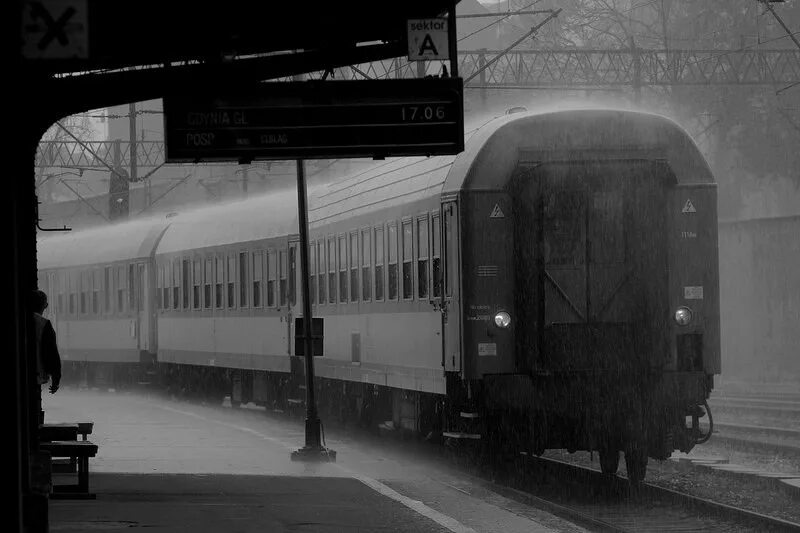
[43,388,579,533]
[49,473,453,532]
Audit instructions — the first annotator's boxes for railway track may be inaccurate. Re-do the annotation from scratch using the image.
[706,392,800,457]
[161,388,800,532]
[482,454,800,533]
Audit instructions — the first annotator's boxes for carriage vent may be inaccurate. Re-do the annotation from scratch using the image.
[477,265,499,277]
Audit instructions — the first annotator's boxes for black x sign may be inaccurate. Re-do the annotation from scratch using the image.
[29,2,77,51]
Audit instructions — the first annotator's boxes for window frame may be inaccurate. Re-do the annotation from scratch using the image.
[417,215,430,300]
[338,234,348,303]
[361,228,371,302]
[387,222,398,300]
[327,237,336,304]
[267,249,277,308]
[193,258,202,310]
[401,218,414,300]
[374,224,385,301]
[236,250,248,309]
[432,212,442,299]
[279,249,288,306]
[215,256,224,309]
[227,254,236,309]
[252,250,263,308]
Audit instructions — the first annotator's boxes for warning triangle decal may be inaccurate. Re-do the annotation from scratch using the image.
[490,204,505,218]
[682,199,696,213]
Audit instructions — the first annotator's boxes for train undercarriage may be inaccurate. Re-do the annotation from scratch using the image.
[60,357,711,484]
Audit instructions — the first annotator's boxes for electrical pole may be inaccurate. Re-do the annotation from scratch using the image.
[129,103,138,183]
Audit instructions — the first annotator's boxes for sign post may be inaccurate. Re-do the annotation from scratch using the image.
[163,25,464,464]
[290,159,335,462]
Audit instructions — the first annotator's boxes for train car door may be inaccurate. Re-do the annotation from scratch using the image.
[442,199,462,373]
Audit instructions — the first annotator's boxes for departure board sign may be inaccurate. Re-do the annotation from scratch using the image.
[164,78,464,162]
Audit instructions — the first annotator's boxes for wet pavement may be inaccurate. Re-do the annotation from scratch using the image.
[43,388,586,533]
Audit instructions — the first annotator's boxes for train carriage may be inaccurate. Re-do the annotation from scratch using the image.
[37,218,169,386]
[444,109,719,480]
[37,107,720,481]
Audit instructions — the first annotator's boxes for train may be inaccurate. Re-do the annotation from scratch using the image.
[37,108,720,482]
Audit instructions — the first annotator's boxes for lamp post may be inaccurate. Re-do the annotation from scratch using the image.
[290,158,336,463]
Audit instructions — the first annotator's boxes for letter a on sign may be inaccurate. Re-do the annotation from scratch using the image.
[490,204,505,218]
[682,199,696,213]
[407,19,449,61]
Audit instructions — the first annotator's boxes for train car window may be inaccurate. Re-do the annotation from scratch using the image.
[544,190,585,266]
[417,217,429,299]
[252,252,263,308]
[328,239,336,304]
[361,229,371,301]
[317,241,326,304]
[402,221,413,299]
[181,260,190,309]
[279,250,288,306]
[156,265,162,310]
[172,260,180,310]
[339,236,348,303]
[309,241,317,305]
[267,250,276,307]
[215,256,224,309]
[58,272,65,314]
[192,259,201,309]
[163,263,170,310]
[589,191,625,264]
[130,263,138,311]
[350,233,359,302]
[204,259,212,309]
[119,265,128,312]
[227,255,236,309]
[70,272,76,314]
[92,269,100,314]
[239,252,249,308]
[388,223,398,300]
[375,226,384,301]
[289,246,296,306]
[80,271,88,314]
[68,272,75,314]
[104,267,112,312]
[432,214,441,298]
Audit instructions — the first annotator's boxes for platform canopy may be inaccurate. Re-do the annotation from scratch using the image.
[20,0,461,119]
[23,1,460,74]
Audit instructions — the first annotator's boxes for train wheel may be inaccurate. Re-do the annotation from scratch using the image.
[599,448,620,475]
[624,446,648,484]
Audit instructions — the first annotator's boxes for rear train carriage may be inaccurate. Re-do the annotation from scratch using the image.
[444,109,720,481]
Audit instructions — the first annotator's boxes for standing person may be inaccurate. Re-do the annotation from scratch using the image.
[32,289,61,426]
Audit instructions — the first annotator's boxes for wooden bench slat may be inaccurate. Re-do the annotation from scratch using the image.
[41,441,98,457]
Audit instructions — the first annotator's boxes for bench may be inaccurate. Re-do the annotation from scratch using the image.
[39,422,94,473]
[40,440,98,499]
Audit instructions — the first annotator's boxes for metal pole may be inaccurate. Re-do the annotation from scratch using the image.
[449,2,459,78]
[291,159,334,461]
[129,103,138,183]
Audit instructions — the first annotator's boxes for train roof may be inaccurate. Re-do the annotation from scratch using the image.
[443,108,714,194]
[155,189,299,254]
[39,108,715,267]
[37,217,169,269]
